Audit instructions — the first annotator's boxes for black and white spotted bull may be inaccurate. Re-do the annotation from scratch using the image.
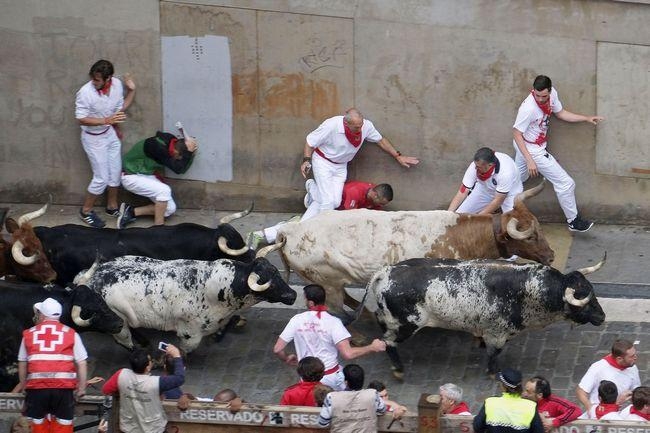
[75,244,296,352]
[368,256,606,378]
[3,203,254,284]
[273,181,554,320]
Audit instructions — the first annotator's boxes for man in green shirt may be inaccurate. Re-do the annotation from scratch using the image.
[118,131,197,228]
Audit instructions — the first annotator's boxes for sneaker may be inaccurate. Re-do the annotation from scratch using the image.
[568,215,594,232]
[304,179,315,208]
[79,209,106,228]
[105,207,120,217]
[117,203,137,229]
[246,230,266,250]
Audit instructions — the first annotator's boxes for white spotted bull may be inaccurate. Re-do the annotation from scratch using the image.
[274,181,554,320]
[368,256,606,378]
[75,244,296,351]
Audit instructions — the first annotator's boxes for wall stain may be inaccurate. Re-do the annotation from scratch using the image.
[260,73,339,119]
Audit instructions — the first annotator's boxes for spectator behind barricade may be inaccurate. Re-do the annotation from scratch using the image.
[102,345,184,433]
[439,383,472,416]
[314,384,334,407]
[281,356,324,407]
[318,364,386,432]
[621,386,650,421]
[473,367,543,433]
[576,339,640,412]
[581,380,621,420]
[162,353,187,400]
[522,376,581,431]
[214,388,243,413]
[368,380,408,419]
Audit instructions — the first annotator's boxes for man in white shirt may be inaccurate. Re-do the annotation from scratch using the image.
[299,108,418,221]
[273,284,386,390]
[75,59,136,228]
[621,387,650,422]
[448,147,523,214]
[512,75,603,232]
[576,339,641,412]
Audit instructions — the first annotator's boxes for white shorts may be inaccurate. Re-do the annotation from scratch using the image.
[120,174,176,217]
[81,128,122,194]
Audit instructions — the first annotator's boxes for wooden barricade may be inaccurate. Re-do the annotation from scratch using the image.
[1,392,650,433]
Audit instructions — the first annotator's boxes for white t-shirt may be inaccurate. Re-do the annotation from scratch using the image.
[578,359,641,406]
[513,87,563,152]
[461,152,520,195]
[618,405,648,422]
[582,405,624,420]
[279,310,351,370]
[75,77,124,134]
[306,115,382,163]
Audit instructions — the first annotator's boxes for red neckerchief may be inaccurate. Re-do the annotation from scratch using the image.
[309,305,328,319]
[168,137,178,157]
[343,119,362,147]
[603,354,627,371]
[476,164,496,181]
[449,402,471,415]
[595,403,620,419]
[630,407,650,421]
[532,90,552,116]
[98,78,112,96]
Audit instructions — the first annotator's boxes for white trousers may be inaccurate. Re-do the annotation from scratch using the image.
[301,153,347,221]
[263,181,319,243]
[120,174,176,217]
[457,181,522,214]
[513,141,577,222]
[81,128,122,194]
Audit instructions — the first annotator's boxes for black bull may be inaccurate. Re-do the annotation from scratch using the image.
[6,204,255,284]
[369,257,606,378]
[0,280,124,391]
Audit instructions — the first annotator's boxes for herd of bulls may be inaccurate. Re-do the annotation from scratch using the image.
[0,181,607,388]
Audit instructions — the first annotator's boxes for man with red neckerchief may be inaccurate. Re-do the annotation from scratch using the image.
[576,339,640,412]
[299,108,418,221]
[273,284,385,391]
[522,376,581,430]
[448,147,522,215]
[440,383,472,416]
[581,380,622,420]
[512,75,603,232]
[621,386,650,422]
[14,298,88,433]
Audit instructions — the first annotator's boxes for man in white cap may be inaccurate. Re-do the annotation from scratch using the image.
[14,298,88,433]
[473,367,543,433]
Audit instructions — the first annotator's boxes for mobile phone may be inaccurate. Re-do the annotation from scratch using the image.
[158,342,169,351]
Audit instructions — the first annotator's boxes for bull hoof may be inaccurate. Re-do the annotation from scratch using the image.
[392,369,404,381]
[234,316,247,328]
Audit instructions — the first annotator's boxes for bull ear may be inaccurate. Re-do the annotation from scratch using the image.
[5,218,19,234]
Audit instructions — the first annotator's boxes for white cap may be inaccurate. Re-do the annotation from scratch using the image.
[34,298,62,318]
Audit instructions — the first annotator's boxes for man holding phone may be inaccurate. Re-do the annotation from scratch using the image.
[102,344,184,433]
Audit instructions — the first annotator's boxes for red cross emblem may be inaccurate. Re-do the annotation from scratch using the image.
[32,324,64,352]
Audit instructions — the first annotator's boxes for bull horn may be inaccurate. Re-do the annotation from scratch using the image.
[17,202,49,227]
[218,202,254,225]
[247,272,271,292]
[11,240,38,265]
[217,237,249,256]
[256,239,286,259]
[577,253,607,275]
[514,179,545,204]
[506,218,534,240]
[74,259,100,285]
[71,305,91,327]
[563,287,592,307]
